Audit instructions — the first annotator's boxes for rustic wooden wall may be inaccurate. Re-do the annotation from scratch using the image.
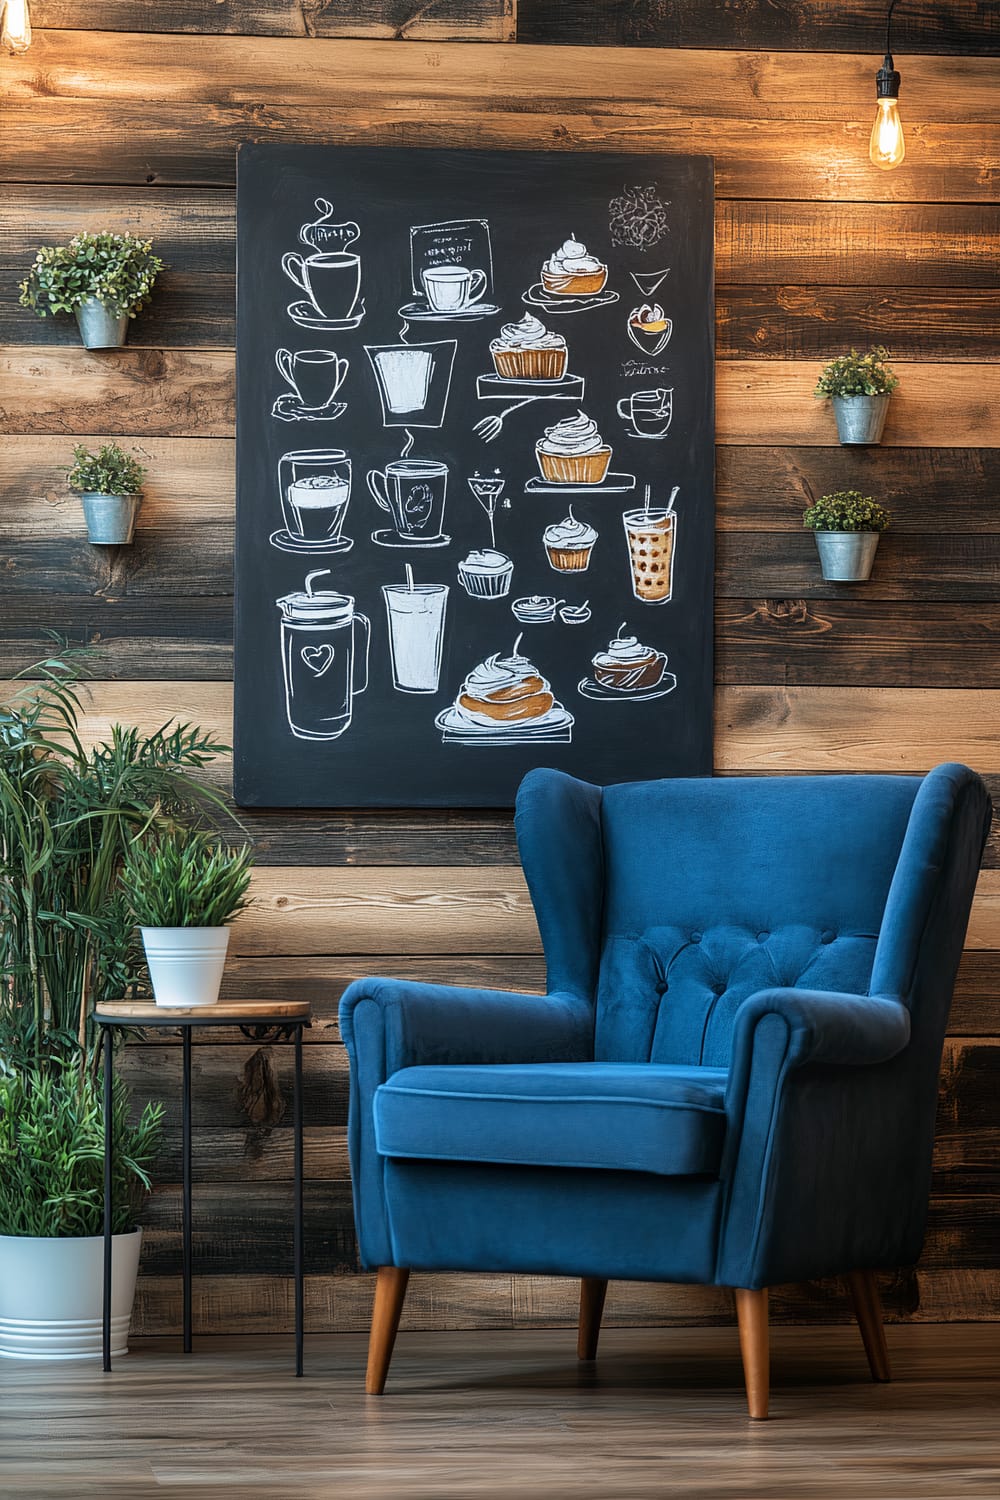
[1,2,998,1335]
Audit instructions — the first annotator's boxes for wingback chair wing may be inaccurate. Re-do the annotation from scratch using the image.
[340,764,991,1417]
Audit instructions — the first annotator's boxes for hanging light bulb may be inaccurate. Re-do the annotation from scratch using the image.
[1,0,32,53]
[869,1,905,170]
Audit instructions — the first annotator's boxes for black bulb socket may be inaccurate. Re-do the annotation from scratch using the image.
[876,54,901,99]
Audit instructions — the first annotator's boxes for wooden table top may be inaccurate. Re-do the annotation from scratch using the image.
[94,999,311,1026]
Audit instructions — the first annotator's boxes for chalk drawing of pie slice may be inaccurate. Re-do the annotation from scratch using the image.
[627,303,673,355]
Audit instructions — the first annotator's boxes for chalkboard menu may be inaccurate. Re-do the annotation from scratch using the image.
[234,144,714,808]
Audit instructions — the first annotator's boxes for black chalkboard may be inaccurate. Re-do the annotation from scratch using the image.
[234,143,714,808]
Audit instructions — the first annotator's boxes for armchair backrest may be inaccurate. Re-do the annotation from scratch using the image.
[515,766,990,1069]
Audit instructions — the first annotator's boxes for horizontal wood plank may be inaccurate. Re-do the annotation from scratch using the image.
[6,438,1000,538]
[5,190,998,306]
[4,102,996,203]
[716,601,1000,687]
[3,358,997,446]
[518,1,1000,55]
[717,533,1000,603]
[7,679,1000,778]
[7,36,995,124]
[33,0,514,40]
[131,1266,1000,1334]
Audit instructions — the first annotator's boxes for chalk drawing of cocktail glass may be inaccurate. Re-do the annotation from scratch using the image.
[276,570,370,742]
[273,449,353,555]
[382,564,448,694]
[467,470,506,548]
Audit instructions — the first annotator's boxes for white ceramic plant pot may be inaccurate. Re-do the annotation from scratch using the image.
[141,926,230,1007]
[0,1229,141,1361]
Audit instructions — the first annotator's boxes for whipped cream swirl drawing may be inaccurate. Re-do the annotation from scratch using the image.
[594,629,656,668]
[537,410,606,457]
[544,236,604,276]
[460,548,512,575]
[463,648,538,696]
[490,313,565,352]
[543,509,598,548]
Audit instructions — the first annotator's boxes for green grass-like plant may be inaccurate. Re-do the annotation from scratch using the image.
[67,443,146,498]
[123,828,253,929]
[18,233,164,320]
[803,490,891,533]
[0,1060,162,1238]
[814,346,899,399]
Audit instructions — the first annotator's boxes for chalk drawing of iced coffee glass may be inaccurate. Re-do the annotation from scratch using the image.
[382,565,448,694]
[272,449,353,555]
[276,570,370,742]
[622,486,679,605]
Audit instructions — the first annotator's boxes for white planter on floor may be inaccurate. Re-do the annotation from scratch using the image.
[141,925,230,1007]
[0,1230,142,1361]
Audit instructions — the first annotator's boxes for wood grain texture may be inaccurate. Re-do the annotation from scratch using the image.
[32,0,516,41]
[717,533,1000,602]
[128,1270,1000,1335]
[20,678,1000,777]
[518,1,1000,55]
[4,357,997,446]
[5,103,997,202]
[7,35,996,123]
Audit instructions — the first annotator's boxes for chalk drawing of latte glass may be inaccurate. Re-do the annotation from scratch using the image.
[400,219,500,322]
[275,349,348,410]
[273,449,353,555]
[382,572,449,694]
[276,571,370,742]
[365,339,456,428]
[617,388,674,440]
[367,459,450,547]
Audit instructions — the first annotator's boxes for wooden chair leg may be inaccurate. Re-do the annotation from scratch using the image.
[365,1266,410,1394]
[848,1270,892,1383]
[734,1287,769,1420]
[577,1278,608,1361]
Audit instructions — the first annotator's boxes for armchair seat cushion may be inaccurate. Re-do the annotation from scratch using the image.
[374,1062,729,1178]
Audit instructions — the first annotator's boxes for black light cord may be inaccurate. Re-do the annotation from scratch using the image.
[884,0,900,62]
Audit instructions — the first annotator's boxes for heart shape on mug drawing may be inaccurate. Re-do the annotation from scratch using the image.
[301,644,336,677]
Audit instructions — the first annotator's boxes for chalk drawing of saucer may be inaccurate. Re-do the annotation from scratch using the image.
[436,703,574,745]
[524,473,636,496]
[270,394,347,423]
[577,673,677,703]
[286,300,366,332]
[371,529,452,550]
[269,530,354,556]
[398,300,502,323]
[523,284,619,315]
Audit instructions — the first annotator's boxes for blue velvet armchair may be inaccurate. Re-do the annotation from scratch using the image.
[340,764,991,1417]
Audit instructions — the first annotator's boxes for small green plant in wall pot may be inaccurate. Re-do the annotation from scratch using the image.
[19,232,164,349]
[814,346,899,445]
[803,490,891,582]
[67,442,147,546]
[123,829,254,1008]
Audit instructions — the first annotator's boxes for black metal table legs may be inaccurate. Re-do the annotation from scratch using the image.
[103,1033,113,1374]
[182,1027,193,1353]
[294,1023,304,1376]
[100,1016,306,1374]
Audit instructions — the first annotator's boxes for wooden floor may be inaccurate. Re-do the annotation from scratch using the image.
[2,1326,999,1498]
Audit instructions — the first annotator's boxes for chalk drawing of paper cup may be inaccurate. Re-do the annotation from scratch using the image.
[365,340,457,428]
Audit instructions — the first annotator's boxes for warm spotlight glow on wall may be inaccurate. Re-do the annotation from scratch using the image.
[870,0,905,170]
[1,0,32,53]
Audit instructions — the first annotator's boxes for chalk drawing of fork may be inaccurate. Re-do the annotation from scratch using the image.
[472,398,536,444]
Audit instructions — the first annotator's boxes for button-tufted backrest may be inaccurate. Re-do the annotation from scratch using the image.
[593,775,922,1065]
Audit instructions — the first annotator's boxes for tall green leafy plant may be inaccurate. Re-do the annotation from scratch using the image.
[0,652,243,1235]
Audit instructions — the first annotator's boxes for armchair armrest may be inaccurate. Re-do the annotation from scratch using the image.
[340,977,593,1075]
[718,988,911,1289]
[339,977,593,1268]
